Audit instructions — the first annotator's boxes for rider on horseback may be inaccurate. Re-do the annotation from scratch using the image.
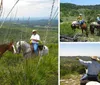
[77,14,85,26]
[30,30,40,55]
[97,14,100,24]
[77,56,100,84]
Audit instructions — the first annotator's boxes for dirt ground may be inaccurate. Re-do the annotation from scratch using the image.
[60,75,82,85]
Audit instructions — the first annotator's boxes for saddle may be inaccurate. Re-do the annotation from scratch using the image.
[92,22,100,26]
[81,75,99,85]
[30,44,44,53]
[30,44,34,53]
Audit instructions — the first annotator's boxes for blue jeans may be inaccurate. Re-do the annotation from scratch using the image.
[97,21,100,24]
[81,74,98,81]
[79,20,85,25]
[32,43,38,55]
[81,74,88,80]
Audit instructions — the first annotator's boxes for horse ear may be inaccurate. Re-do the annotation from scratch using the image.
[11,39,13,43]
[9,39,14,45]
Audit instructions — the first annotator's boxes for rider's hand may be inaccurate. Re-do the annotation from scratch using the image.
[97,59,100,63]
[76,57,79,60]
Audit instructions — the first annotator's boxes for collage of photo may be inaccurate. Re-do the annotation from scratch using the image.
[60,0,100,85]
[0,0,100,85]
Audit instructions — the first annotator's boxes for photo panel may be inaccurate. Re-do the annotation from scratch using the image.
[0,0,58,85]
[60,42,100,85]
[60,0,100,42]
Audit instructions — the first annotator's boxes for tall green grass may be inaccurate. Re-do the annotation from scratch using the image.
[60,57,86,78]
[0,44,58,85]
[60,22,80,36]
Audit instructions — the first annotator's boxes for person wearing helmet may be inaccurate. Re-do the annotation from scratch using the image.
[97,14,100,24]
[77,14,85,25]
[30,30,40,55]
[76,56,100,84]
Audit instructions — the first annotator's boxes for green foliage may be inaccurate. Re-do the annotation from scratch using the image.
[60,57,86,77]
[60,22,74,36]
[0,44,58,85]
[0,22,58,44]
[60,22,80,36]
[60,3,100,23]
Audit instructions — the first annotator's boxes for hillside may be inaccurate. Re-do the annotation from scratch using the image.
[60,3,100,23]
[0,20,58,44]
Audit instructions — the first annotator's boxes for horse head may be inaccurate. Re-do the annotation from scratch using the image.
[7,41,16,54]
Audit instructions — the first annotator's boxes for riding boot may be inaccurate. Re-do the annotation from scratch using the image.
[80,82,86,85]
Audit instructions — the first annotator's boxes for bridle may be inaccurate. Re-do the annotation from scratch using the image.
[12,44,16,54]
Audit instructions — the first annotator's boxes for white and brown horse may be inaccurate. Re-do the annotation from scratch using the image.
[71,21,88,37]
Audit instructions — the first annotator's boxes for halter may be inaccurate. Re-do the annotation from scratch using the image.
[12,44,16,54]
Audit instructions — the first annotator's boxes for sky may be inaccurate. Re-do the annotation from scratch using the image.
[60,0,100,5]
[0,0,58,19]
[60,42,100,56]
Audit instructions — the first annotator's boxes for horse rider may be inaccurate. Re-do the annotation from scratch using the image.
[97,14,100,24]
[76,56,100,83]
[77,14,85,26]
[30,30,40,55]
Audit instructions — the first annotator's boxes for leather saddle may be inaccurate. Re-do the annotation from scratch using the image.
[30,44,44,53]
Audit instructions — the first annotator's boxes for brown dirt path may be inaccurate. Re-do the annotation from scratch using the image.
[60,75,82,85]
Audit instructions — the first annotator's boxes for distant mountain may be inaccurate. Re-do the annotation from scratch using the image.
[1,19,58,27]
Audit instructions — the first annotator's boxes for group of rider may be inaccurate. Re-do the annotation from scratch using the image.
[77,13,100,25]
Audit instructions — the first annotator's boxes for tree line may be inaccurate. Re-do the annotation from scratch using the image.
[60,3,100,23]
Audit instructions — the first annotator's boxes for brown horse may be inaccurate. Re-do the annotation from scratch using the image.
[71,21,88,37]
[0,41,16,57]
[81,23,88,37]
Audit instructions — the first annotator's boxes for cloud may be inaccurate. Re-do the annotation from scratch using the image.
[2,0,58,18]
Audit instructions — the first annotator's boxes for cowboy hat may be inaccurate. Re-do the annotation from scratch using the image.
[32,30,37,32]
[90,56,100,61]
[79,13,82,16]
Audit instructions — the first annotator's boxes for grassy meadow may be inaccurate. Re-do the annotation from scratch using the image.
[0,20,58,85]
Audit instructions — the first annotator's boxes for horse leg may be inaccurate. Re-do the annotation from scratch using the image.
[85,28,88,37]
[81,28,83,34]
[90,25,94,35]
[74,28,76,32]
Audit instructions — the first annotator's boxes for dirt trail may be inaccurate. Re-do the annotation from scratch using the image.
[60,75,82,85]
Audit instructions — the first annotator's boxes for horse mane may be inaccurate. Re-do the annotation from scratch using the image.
[0,44,9,49]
